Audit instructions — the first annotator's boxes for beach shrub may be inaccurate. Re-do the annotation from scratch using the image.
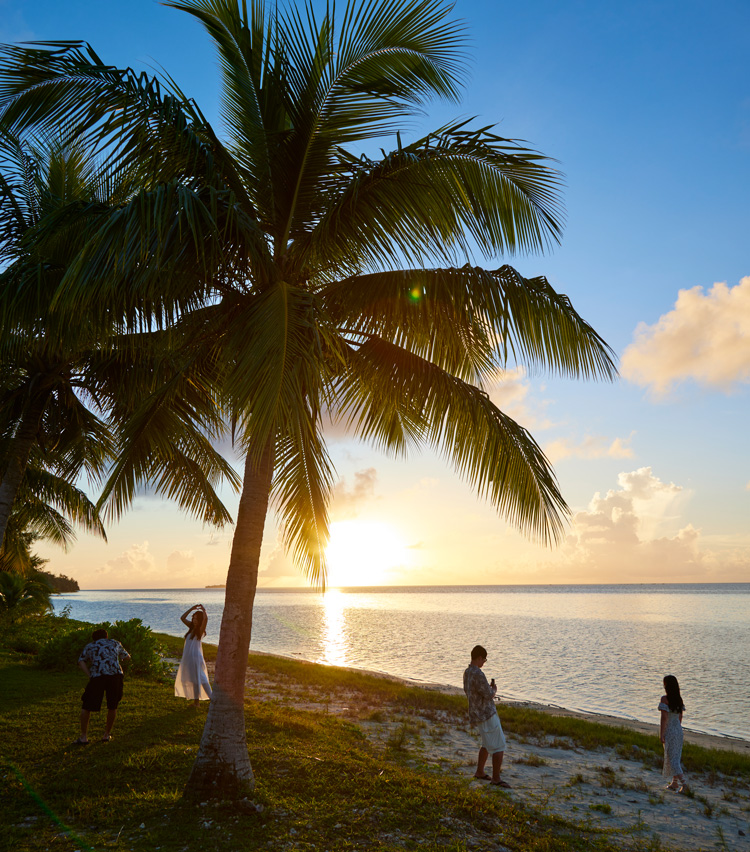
[37,618,169,679]
[0,571,55,622]
[37,623,107,670]
[0,611,90,655]
[109,618,170,678]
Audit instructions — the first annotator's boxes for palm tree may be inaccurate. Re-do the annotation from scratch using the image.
[0,567,55,621]
[0,0,617,798]
[0,130,239,551]
[0,130,123,549]
[0,450,106,574]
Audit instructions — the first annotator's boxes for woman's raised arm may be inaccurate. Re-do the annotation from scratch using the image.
[180,605,198,628]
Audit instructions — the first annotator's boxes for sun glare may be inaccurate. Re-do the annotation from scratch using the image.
[325,520,409,587]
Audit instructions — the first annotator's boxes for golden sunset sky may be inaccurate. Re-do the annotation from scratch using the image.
[7,0,747,588]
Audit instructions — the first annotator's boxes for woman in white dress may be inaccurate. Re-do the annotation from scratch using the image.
[659,674,687,792]
[175,604,212,706]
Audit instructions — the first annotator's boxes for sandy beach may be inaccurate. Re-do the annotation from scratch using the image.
[230,657,750,852]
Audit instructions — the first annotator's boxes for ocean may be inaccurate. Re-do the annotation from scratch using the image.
[52,583,750,742]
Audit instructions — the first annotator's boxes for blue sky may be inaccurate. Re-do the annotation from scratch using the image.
[5,0,749,587]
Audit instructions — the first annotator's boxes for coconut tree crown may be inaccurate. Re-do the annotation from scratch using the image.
[0,0,616,587]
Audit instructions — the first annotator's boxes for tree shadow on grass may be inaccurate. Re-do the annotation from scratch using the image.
[0,658,82,709]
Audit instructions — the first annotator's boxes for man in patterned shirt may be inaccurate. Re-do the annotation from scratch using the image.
[75,628,131,744]
[463,644,510,787]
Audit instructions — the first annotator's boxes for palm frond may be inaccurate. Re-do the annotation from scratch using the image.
[323,265,618,381]
[278,0,467,242]
[295,121,564,271]
[51,181,270,330]
[224,281,335,454]
[272,416,334,589]
[97,340,239,525]
[335,335,569,544]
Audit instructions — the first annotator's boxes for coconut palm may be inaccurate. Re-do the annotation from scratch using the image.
[0,450,106,574]
[0,129,239,552]
[0,568,55,621]
[0,0,617,798]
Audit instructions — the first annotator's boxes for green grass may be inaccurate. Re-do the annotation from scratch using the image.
[3,614,750,851]
[1,648,626,852]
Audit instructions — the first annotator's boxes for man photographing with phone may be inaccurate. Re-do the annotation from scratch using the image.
[463,645,510,787]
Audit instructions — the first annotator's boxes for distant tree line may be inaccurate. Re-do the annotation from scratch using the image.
[37,571,79,592]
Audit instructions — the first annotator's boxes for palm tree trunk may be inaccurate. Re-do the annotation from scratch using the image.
[0,398,46,550]
[184,439,274,800]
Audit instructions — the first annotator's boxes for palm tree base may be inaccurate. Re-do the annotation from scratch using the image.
[183,686,256,801]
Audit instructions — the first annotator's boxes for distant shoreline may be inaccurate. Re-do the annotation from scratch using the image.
[69,581,750,592]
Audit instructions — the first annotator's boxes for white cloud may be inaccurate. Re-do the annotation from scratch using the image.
[545,432,635,463]
[487,367,554,430]
[330,467,378,520]
[622,276,750,396]
[97,541,157,580]
[167,550,197,579]
[556,467,708,580]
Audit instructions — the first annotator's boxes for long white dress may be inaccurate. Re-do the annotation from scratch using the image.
[659,699,684,777]
[175,635,212,701]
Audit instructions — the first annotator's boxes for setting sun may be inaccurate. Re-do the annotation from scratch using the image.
[325,521,410,587]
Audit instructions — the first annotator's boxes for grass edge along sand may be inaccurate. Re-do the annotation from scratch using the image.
[2,619,749,851]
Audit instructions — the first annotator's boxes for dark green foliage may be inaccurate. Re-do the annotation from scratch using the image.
[2,610,90,655]
[36,616,169,679]
[108,618,171,678]
[0,570,55,620]
[36,622,106,670]
[37,571,80,591]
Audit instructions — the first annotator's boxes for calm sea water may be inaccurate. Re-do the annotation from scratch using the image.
[53,584,750,742]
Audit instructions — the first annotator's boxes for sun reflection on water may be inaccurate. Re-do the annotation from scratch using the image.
[320,589,348,666]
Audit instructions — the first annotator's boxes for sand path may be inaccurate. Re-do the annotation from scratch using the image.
[203,660,750,851]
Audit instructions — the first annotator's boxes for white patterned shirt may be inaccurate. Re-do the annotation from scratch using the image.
[463,664,496,725]
[79,639,130,677]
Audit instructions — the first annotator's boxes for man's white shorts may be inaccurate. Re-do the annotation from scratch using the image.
[477,712,506,754]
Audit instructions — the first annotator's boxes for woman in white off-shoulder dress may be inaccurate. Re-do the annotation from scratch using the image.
[175,604,212,706]
[659,674,687,792]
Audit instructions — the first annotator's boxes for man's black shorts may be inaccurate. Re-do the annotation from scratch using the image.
[81,674,124,711]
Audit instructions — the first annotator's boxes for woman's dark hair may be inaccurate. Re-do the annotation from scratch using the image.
[185,609,207,640]
[663,674,685,713]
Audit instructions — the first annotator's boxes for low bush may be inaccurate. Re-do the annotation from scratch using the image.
[109,618,170,678]
[1,610,90,655]
[37,617,169,679]
[36,623,108,670]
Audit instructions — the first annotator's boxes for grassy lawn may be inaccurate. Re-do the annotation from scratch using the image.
[2,618,748,852]
[1,645,637,852]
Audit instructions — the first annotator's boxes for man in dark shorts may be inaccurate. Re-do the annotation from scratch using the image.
[75,628,131,744]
